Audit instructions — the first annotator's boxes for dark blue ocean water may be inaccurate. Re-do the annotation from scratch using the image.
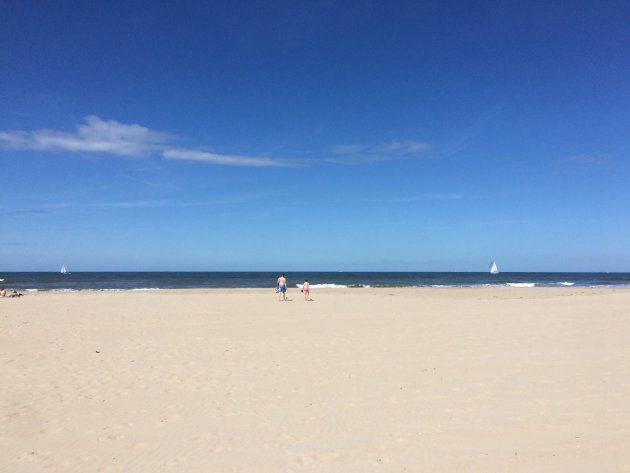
[1,272,629,292]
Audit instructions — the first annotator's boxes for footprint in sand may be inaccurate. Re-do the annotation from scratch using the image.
[159,414,182,424]
[163,456,188,468]
[97,423,132,441]
[132,441,153,450]
[39,426,67,435]
[190,433,217,442]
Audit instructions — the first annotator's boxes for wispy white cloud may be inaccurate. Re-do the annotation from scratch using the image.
[0,193,274,215]
[372,141,430,154]
[326,140,431,164]
[368,193,464,203]
[330,143,369,154]
[162,149,289,167]
[440,105,504,157]
[0,201,84,216]
[393,193,463,202]
[331,140,430,156]
[85,193,273,208]
[559,154,613,173]
[0,115,171,157]
[566,154,612,165]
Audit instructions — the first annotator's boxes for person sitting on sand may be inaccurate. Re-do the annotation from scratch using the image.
[9,290,23,298]
[276,273,287,301]
[302,279,311,301]
[0,287,6,298]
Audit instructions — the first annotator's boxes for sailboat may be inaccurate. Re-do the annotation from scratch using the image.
[489,261,499,274]
[60,265,68,275]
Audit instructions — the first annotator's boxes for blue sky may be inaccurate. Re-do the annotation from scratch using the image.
[1,0,629,272]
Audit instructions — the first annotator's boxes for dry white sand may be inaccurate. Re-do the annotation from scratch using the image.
[2,287,630,472]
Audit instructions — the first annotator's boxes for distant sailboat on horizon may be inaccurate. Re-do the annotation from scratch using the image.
[489,261,499,274]
[60,265,68,274]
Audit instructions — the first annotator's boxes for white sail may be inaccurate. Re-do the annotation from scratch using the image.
[489,261,499,274]
[60,265,67,274]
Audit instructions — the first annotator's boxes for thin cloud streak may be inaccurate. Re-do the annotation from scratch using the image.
[1,193,275,215]
[321,154,400,165]
[439,105,504,157]
[566,154,612,165]
[330,143,368,154]
[162,149,289,167]
[326,140,431,164]
[86,194,273,209]
[0,202,76,216]
[554,154,614,173]
[366,193,464,203]
[331,140,430,156]
[373,141,430,154]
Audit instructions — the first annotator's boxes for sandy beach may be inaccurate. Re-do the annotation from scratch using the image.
[2,287,630,472]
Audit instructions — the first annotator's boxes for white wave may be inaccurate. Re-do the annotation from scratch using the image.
[559,282,575,286]
[295,283,348,289]
[131,287,160,291]
[25,288,38,292]
[0,278,4,282]
[433,283,506,288]
[506,282,536,288]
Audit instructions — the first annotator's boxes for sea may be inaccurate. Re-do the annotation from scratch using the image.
[1,272,629,292]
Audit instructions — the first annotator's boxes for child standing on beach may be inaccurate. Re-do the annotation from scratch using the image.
[302,280,311,301]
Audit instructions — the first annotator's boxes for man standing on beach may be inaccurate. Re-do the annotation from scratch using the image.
[276,273,287,301]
